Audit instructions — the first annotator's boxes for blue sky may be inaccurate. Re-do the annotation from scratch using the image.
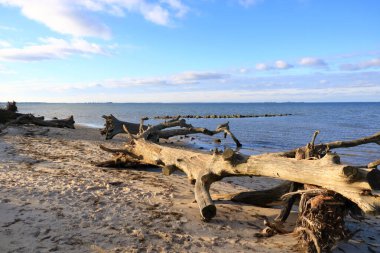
[0,0,379,102]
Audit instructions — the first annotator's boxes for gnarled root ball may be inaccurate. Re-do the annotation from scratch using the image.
[295,191,350,253]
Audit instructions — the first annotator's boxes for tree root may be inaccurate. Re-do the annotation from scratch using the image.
[295,190,350,253]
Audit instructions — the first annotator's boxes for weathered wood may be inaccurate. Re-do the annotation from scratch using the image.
[98,119,380,250]
[101,133,380,219]
[212,181,293,207]
[24,115,75,129]
[0,113,75,130]
[194,172,220,221]
[101,114,242,147]
[1,102,75,129]
[0,109,23,124]
[99,117,380,218]
[6,101,18,112]
[294,189,349,253]
[368,159,380,169]
[0,114,29,133]
[100,114,147,140]
[222,148,235,161]
[138,118,242,147]
[282,131,380,158]
[162,165,179,176]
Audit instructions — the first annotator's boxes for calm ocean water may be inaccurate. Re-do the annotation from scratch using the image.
[7,102,380,165]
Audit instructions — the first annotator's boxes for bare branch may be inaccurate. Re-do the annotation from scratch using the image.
[282,131,380,158]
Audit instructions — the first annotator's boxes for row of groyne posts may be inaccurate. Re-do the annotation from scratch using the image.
[150,113,292,120]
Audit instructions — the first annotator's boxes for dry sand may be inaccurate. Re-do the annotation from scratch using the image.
[0,125,379,253]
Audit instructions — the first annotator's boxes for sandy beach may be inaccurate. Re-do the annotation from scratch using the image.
[1,125,380,253]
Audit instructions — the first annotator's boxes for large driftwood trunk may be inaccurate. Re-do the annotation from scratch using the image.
[98,118,380,218]
[113,138,380,217]
[98,117,380,252]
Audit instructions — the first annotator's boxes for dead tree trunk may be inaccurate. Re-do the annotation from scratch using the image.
[25,115,75,128]
[97,118,380,251]
[98,118,380,217]
[100,114,147,140]
[1,102,75,129]
[0,112,75,129]
[100,114,241,147]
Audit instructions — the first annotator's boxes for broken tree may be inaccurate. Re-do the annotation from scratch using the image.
[100,114,241,147]
[0,101,75,132]
[98,117,380,252]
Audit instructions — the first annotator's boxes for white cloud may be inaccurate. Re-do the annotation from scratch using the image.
[255,60,294,71]
[255,63,272,71]
[239,68,249,74]
[0,40,11,48]
[238,0,262,8]
[5,84,379,103]
[0,37,106,61]
[299,57,327,67]
[171,71,229,84]
[3,70,380,102]
[275,60,293,69]
[161,0,189,17]
[0,0,189,38]
[105,71,229,87]
[106,77,167,87]
[340,58,380,71]
[0,0,111,39]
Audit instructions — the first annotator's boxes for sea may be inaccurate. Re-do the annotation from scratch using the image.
[7,102,380,166]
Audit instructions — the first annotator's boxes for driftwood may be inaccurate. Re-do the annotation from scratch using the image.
[0,102,75,130]
[212,181,293,207]
[0,113,75,129]
[216,130,380,208]
[291,189,349,253]
[97,117,380,252]
[100,114,241,147]
[23,115,75,129]
[100,114,147,140]
[98,118,380,215]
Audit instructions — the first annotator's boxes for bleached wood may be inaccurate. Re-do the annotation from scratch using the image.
[114,138,380,220]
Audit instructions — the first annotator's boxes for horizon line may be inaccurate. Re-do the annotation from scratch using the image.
[1,101,380,104]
